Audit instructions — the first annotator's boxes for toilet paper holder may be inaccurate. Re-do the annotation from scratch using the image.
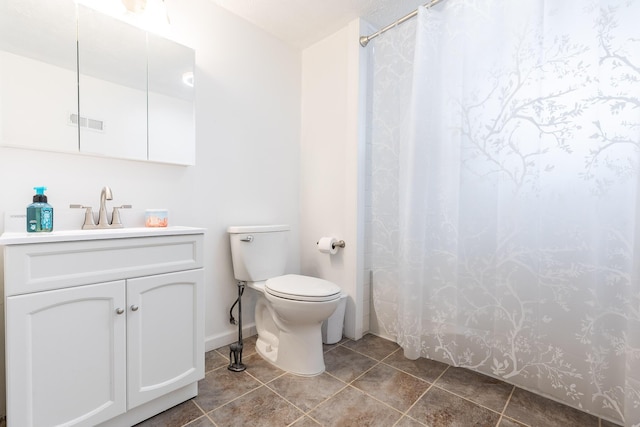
[316,239,346,249]
[333,240,346,249]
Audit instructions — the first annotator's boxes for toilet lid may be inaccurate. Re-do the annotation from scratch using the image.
[266,274,341,302]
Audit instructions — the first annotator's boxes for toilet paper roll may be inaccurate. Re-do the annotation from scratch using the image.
[317,237,339,255]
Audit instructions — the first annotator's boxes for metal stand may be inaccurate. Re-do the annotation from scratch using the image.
[228,281,246,372]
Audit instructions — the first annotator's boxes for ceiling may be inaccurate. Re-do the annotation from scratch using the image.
[207,0,428,49]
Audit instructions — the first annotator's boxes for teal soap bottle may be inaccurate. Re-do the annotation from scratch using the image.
[27,186,54,233]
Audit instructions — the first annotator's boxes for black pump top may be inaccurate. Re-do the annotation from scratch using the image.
[32,186,48,203]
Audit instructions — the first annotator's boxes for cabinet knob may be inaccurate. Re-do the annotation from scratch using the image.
[131,305,139,311]
[115,308,124,315]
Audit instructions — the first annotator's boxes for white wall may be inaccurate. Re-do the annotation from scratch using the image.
[0,0,302,414]
[299,19,371,340]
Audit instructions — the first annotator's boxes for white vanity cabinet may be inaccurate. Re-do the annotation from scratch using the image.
[1,228,205,427]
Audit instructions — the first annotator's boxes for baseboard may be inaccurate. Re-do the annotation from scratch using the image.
[205,323,257,352]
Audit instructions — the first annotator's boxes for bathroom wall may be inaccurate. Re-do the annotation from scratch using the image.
[0,0,302,412]
[299,19,373,340]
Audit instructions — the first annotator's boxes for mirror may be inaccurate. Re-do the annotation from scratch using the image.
[148,34,195,164]
[0,0,196,165]
[0,0,78,154]
[78,5,148,161]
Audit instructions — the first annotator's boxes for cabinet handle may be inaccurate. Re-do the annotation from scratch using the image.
[115,308,124,315]
[131,305,139,311]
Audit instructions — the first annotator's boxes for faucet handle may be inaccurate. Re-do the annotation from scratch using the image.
[70,204,96,229]
[111,205,132,228]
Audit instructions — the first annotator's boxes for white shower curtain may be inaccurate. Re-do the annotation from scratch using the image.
[370,0,640,425]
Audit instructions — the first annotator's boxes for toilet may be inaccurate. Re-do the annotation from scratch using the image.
[227,224,342,376]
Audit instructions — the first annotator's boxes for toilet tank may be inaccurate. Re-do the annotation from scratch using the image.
[227,224,290,282]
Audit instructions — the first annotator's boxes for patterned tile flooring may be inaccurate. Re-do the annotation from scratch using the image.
[135,334,623,427]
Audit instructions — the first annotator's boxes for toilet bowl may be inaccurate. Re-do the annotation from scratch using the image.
[227,225,342,376]
[249,275,340,375]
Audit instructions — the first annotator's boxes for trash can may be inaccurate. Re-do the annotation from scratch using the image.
[322,293,347,344]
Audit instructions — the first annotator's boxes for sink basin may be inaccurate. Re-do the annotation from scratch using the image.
[0,226,205,245]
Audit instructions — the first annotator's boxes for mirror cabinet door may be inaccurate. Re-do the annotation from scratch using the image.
[0,0,78,153]
[147,34,195,165]
[1,1,195,165]
[77,5,148,161]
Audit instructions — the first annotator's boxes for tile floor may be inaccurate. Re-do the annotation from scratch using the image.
[135,334,623,427]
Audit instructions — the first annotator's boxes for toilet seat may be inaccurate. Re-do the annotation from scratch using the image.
[266,274,341,302]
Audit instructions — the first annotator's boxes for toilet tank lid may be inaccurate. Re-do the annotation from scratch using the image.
[227,224,290,233]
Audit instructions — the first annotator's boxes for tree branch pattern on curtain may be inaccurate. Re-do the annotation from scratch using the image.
[370,1,640,425]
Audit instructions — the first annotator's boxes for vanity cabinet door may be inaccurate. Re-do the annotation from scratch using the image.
[6,280,127,427]
[126,269,204,409]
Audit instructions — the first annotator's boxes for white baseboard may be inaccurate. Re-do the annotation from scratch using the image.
[205,323,257,352]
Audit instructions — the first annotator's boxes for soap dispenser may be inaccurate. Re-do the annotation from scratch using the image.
[27,186,53,232]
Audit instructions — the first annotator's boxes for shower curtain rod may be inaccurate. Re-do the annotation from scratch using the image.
[359,0,445,47]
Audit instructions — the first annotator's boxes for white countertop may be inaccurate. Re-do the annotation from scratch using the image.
[0,226,206,245]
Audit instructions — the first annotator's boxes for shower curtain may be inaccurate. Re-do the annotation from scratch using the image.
[370,0,640,424]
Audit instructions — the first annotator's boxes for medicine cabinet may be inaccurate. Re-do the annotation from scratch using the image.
[0,0,195,165]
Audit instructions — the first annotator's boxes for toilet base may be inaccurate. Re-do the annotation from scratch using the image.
[253,294,339,376]
[255,325,325,376]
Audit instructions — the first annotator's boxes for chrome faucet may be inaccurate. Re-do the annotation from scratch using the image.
[71,186,131,229]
